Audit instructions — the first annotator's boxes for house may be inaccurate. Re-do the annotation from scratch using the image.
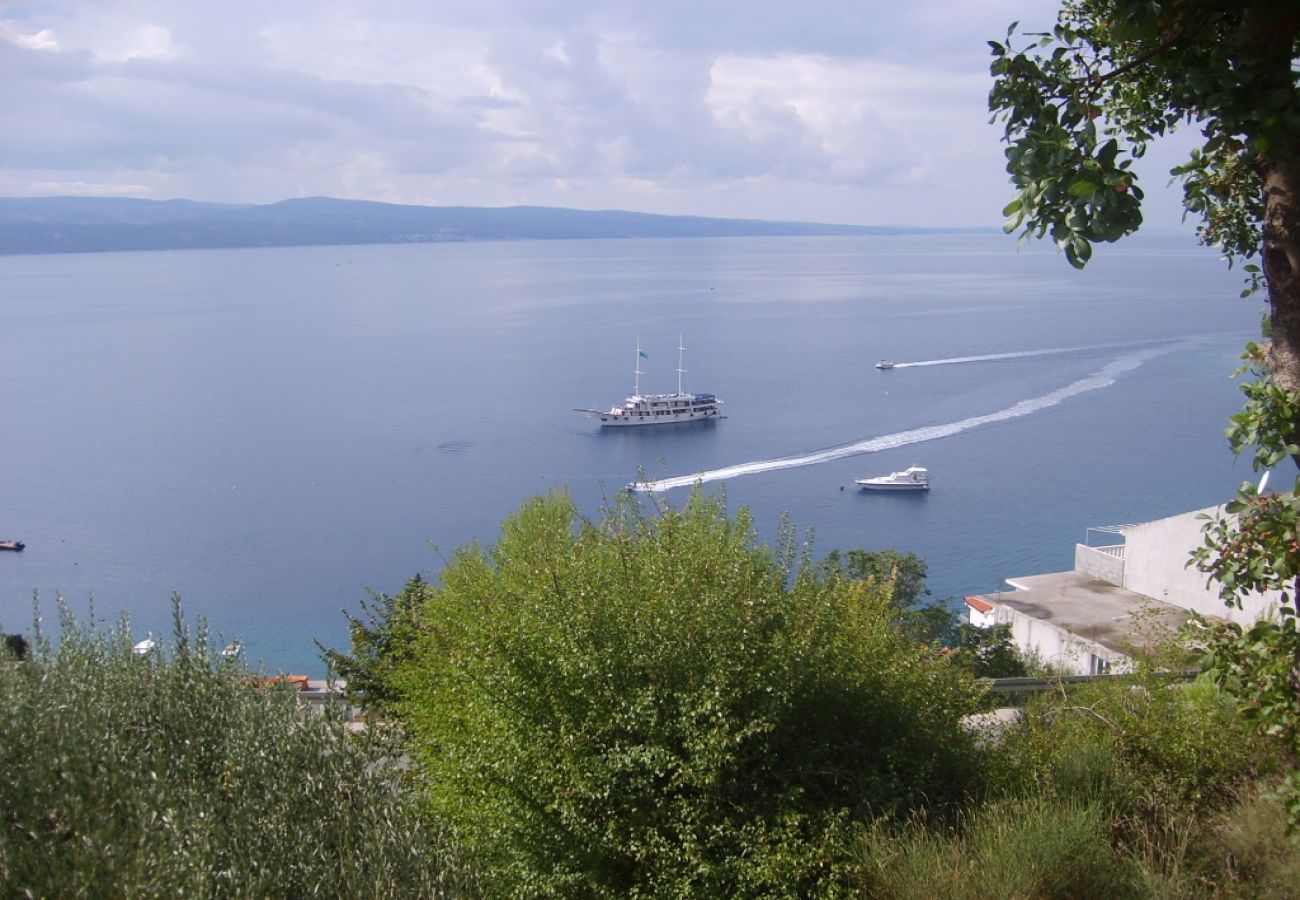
[965,506,1284,676]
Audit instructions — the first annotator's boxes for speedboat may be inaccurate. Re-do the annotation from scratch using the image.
[0,540,24,552]
[856,466,930,491]
[577,336,723,427]
[875,360,895,370]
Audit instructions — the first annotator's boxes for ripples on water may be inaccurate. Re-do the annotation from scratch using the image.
[0,234,1260,672]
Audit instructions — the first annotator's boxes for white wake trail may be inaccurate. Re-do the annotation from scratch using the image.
[894,337,1183,369]
[633,345,1179,493]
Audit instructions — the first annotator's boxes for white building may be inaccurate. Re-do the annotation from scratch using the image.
[966,506,1284,676]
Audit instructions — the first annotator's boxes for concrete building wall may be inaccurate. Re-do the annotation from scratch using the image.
[1121,507,1281,624]
[997,606,1129,676]
[1075,543,1125,584]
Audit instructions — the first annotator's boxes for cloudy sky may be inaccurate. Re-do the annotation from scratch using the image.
[0,1,1197,228]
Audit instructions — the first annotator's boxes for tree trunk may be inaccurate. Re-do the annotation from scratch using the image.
[1261,160,1300,400]
[1248,2,1300,467]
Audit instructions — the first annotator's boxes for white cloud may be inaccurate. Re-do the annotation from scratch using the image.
[0,0,1193,228]
[115,24,178,61]
[0,22,60,50]
[24,179,152,196]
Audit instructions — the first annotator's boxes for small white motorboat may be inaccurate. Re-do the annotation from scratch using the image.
[875,360,895,370]
[856,465,930,491]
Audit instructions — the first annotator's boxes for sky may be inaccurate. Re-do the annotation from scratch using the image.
[0,0,1200,229]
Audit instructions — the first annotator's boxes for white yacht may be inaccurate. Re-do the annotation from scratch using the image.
[577,337,723,427]
[875,360,896,370]
[855,466,930,491]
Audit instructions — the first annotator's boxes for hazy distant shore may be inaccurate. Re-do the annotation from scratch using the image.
[0,195,991,256]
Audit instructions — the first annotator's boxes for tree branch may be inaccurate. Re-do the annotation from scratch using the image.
[1082,1,1228,89]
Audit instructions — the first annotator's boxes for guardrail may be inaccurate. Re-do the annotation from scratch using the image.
[983,670,1200,695]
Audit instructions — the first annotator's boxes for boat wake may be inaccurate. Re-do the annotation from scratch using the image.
[631,344,1181,493]
[891,337,1187,369]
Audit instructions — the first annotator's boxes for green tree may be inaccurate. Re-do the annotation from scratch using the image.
[0,599,472,896]
[989,0,1300,827]
[820,548,1027,675]
[820,547,951,643]
[319,574,429,712]
[393,491,984,897]
[821,548,931,608]
[950,623,1029,679]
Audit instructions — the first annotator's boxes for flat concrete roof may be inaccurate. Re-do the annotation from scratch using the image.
[975,571,1192,657]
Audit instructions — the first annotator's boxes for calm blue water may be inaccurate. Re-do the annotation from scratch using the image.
[0,234,1260,673]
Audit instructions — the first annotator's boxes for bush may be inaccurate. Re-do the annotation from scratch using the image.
[853,795,1142,899]
[990,668,1278,850]
[1182,784,1300,898]
[819,549,1027,678]
[0,599,473,897]
[319,575,430,713]
[392,491,984,896]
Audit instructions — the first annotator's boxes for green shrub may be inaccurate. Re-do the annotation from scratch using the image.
[0,599,473,897]
[393,491,984,896]
[319,575,430,713]
[854,796,1141,899]
[819,549,1027,678]
[991,669,1277,848]
[1188,784,1300,898]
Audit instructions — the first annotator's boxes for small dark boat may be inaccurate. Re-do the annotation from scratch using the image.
[0,541,25,552]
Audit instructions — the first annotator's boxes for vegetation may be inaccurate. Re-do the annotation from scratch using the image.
[820,547,1027,678]
[7,493,1298,895]
[989,0,1300,828]
[0,600,473,898]
[320,491,1286,896]
[853,667,1287,898]
[319,574,429,713]
[389,491,985,897]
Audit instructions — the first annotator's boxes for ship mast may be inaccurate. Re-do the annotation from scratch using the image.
[634,336,644,397]
[676,335,686,395]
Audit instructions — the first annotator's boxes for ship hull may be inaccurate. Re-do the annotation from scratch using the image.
[586,407,720,427]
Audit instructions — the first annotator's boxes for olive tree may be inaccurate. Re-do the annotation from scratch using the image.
[0,599,472,896]
[989,0,1300,826]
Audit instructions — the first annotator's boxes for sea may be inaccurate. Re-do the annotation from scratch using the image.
[0,233,1265,674]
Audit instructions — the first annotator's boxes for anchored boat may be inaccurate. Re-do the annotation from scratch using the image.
[855,466,930,491]
[577,337,723,427]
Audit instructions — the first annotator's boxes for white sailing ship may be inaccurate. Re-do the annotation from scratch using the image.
[577,337,722,427]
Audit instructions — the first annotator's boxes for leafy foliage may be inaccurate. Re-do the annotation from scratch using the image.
[0,598,471,897]
[991,0,1300,830]
[819,548,1027,677]
[820,548,931,608]
[1225,343,1300,470]
[992,670,1277,848]
[820,548,948,644]
[1197,614,1300,829]
[319,574,430,712]
[1192,354,1300,830]
[950,623,1029,680]
[988,1,1299,268]
[392,491,984,897]
[853,796,1141,899]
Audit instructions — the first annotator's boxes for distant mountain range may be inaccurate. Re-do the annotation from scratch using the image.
[0,196,971,255]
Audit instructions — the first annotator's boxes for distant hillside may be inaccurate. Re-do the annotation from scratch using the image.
[0,196,959,255]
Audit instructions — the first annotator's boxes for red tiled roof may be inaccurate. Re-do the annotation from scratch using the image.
[964,596,993,613]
